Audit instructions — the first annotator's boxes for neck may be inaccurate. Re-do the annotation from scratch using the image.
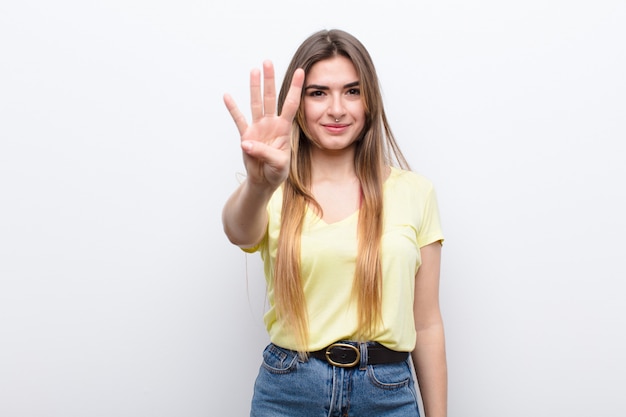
[310,145,357,183]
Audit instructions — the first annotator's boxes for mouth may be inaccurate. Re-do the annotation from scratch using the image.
[323,124,348,134]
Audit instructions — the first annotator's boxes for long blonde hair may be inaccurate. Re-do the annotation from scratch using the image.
[275,29,410,352]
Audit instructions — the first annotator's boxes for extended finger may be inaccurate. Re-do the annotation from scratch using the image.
[279,68,305,122]
[223,93,248,137]
[263,60,276,117]
[250,68,262,122]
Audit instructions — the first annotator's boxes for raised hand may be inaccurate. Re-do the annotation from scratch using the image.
[224,61,304,189]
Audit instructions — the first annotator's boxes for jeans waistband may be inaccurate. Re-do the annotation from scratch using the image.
[309,341,409,368]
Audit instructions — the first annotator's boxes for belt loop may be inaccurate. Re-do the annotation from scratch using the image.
[359,342,368,370]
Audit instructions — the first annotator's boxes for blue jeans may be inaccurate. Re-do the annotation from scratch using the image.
[250,343,420,417]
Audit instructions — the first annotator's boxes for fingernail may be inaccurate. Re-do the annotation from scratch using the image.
[242,141,253,151]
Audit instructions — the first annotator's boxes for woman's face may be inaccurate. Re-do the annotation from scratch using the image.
[302,55,365,153]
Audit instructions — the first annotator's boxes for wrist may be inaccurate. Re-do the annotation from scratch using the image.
[242,177,278,200]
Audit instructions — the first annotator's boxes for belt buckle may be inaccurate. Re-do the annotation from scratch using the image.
[325,343,360,368]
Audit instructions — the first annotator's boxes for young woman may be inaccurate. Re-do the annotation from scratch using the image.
[223,29,447,417]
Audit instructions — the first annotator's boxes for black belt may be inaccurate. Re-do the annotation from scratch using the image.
[310,342,408,368]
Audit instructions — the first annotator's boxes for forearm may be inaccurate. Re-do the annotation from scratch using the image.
[411,323,447,417]
[222,179,275,247]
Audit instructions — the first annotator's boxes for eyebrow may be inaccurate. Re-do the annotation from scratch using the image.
[304,81,360,90]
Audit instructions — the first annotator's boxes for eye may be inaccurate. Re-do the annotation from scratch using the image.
[346,88,361,96]
[307,90,326,97]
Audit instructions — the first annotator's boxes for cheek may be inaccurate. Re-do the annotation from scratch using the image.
[303,105,322,129]
[348,101,366,120]
[303,101,322,120]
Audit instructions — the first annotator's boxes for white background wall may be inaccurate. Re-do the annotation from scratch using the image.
[1,1,625,416]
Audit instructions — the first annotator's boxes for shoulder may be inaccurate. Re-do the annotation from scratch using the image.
[385,167,436,196]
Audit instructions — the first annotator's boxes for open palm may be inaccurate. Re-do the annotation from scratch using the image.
[224,61,304,188]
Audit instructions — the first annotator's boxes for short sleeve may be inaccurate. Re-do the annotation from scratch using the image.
[416,184,444,248]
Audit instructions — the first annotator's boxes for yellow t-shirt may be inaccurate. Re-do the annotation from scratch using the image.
[246,167,444,352]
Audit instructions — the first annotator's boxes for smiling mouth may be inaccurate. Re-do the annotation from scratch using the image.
[323,124,349,135]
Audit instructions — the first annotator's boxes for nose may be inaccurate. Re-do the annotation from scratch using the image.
[328,94,346,120]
